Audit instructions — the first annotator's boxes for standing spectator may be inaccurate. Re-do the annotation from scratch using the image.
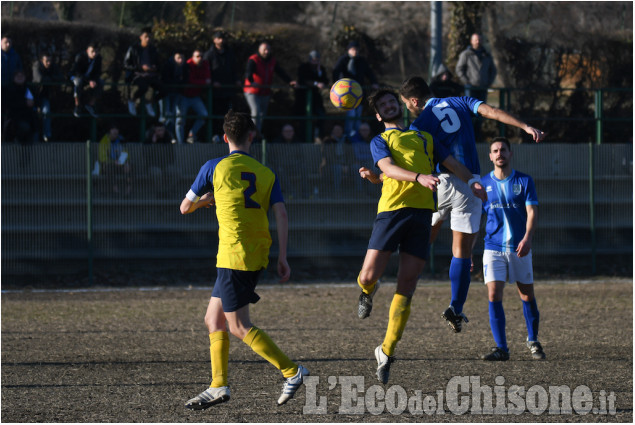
[144,122,177,197]
[429,63,463,98]
[480,137,545,361]
[98,124,131,196]
[32,53,63,142]
[243,41,297,135]
[294,50,329,141]
[1,70,37,145]
[204,31,241,141]
[176,50,210,144]
[123,27,165,117]
[161,52,187,137]
[455,33,497,103]
[332,41,379,136]
[1,35,22,87]
[69,43,103,118]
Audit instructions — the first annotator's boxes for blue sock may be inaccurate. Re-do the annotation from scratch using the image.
[449,257,472,314]
[522,298,540,341]
[489,301,508,352]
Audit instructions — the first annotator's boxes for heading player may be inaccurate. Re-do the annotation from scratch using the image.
[480,137,545,361]
[357,89,486,384]
[181,110,308,410]
[399,76,545,334]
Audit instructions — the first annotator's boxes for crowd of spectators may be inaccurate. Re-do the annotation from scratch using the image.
[1,28,470,151]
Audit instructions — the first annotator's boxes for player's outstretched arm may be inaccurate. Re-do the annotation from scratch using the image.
[440,155,487,202]
[477,103,546,143]
[180,192,215,214]
[376,157,440,191]
[272,202,291,283]
[517,205,537,258]
[359,167,383,184]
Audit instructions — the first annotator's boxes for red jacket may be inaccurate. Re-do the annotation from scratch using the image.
[243,54,276,96]
[184,58,211,98]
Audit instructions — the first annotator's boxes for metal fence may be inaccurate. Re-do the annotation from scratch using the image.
[1,142,631,277]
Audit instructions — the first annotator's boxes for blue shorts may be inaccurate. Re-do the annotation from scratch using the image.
[367,208,432,260]
[211,268,262,313]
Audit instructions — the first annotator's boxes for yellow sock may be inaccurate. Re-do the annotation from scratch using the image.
[357,274,377,295]
[209,331,229,387]
[243,326,297,378]
[382,293,412,357]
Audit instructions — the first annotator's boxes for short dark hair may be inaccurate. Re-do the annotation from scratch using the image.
[489,136,511,150]
[223,110,256,144]
[399,76,431,100]
[140,27,152,36]
[367,89,399,114]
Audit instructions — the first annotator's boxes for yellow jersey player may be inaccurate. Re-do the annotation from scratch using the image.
[181,110,308,410]
[357,89,486,384]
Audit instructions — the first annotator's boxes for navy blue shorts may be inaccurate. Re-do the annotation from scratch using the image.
[367,208,432,260]
[211,268,262,313]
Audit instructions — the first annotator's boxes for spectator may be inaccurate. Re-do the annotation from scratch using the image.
[98,124,131,196]
[32,53,63,142]
[350,121,375,195]
[1,70,37,145]
[332,41,379,136]
[243,41,297,135]
[294,50,329,142]
[123,27,165,117]
[320,122,349,192]
[143,122,177,197]
[1,35,23,87]
[177,49,210,144]
[455,33,497,102]
[429,63,463,98]
[271,123,300,144]
[204,31,241,141]
[69,43,103,118]
[161,52,187,137]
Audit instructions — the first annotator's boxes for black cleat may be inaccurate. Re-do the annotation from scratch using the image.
[441,306,469,333]
[482,347,510,361]
[527,340,546,360]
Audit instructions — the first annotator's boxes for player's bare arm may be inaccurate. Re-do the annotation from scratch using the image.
[376,157,439,191]
[517,204,538,258]
[272,202,291,283]
[440,155,487,202]
[477,103,546,143]
[179,192,215,215]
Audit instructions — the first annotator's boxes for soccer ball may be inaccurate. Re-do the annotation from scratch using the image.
[330,78,363,111]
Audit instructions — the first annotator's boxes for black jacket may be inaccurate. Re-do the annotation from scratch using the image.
[70,51,102,81]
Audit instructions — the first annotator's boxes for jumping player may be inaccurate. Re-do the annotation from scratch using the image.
[481,137,545,361]
[399,76,545,333]
[357,89,486,384]
[181,110,308,409]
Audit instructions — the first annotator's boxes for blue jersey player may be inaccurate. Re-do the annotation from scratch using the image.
[480,137,544,361]
[399,76,545,334]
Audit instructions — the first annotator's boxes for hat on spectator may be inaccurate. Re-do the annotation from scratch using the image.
[347,41,360,49]
[213,31,225,39]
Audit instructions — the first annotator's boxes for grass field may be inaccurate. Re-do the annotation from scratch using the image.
[1,278,632,422]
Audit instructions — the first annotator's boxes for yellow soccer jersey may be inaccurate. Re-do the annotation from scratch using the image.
[187,151,284,271]
[369,128,450,214]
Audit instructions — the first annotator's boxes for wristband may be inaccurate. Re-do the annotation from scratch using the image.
[468,177,481,187]
[415,173,421,183]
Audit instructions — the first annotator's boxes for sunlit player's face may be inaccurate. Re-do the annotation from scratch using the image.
[376,94,402,122]
[489,141,512,168]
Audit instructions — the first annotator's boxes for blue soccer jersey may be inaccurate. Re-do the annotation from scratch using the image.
[410,96,482,174]
[482,170,538,252]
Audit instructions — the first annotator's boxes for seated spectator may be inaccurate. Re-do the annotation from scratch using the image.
[203,31,241,141]
[70,43,103,118]
[1,35,23,87]
[271,123,301,144]
[319,123,349,192]
[32,53,63,142]
[294,50,329,141]
[143,122,177,197]
[160,52,187,137]
[429,63,464,98]
[1,70,37,145]
[124,27,165,118]
[176,49,210,144]
[349,121,376,195]
[98,124,131,196]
